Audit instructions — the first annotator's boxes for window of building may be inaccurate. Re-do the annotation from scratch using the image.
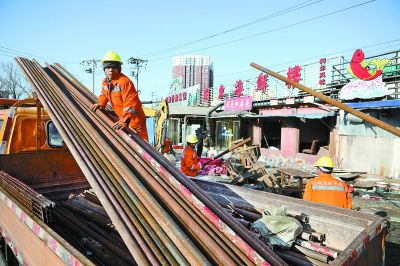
[46,121,64,148]
[215,119,240,150]
[167,118,180,144]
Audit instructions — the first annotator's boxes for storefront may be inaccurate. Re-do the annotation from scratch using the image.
[167,106,214,146]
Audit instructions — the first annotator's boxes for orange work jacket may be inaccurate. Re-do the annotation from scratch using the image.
[98,73,148,141]
[181,146,201,177]
[303,173,352,209]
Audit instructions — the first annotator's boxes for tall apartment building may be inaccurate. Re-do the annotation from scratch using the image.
[172,55,213,89]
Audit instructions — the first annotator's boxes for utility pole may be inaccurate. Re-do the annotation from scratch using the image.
[81,59,100,94]
[127,57,148,94]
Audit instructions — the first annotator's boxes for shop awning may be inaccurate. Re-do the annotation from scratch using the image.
[250,112,336,119]
[209,110,246,118]
[169,106,215,116]
[210,111,335,119]
[346,99,400,110]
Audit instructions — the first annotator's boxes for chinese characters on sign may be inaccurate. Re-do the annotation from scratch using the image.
[286,65,302,89]
[256,73,268,94]
[319,58,326,86]
[218,84,225,99]
[166,91,187,103]
[224,96,252,111]
[234,80,244,96]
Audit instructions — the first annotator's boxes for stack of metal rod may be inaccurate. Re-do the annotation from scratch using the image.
[28,176,91,201]
[193,179,339,266]
[53,193,134,265]
[16,57,285,265]
[0,171,55,223]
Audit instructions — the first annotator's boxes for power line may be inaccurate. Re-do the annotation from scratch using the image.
[139,0,324,58]
[142,38,400,91]
[148,0,376,62]
[0,52,17,58]
[0,44,80,64]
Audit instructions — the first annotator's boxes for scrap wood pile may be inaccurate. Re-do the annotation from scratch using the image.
[16,57,286,265]
[224,139,281,192]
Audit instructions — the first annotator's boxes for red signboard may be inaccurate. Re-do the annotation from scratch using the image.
[224,96,252,111]
[319,58,326,86]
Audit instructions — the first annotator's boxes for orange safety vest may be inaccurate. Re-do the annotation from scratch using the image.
[163,145,171,154]
[98,73,148,141]
[303,173,352,209]
[181,146,201,177]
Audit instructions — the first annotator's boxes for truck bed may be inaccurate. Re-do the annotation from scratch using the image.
[0,151,387,265]
[193,178,387,266]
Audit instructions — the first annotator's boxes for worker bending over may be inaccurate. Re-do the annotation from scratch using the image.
[181,135,201,177]
[91,51,149,141]
[160,138,176,156]
[303,156,352,209]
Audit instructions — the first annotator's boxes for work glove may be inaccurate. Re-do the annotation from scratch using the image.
[112,121,128,130]
[90,103,104,112]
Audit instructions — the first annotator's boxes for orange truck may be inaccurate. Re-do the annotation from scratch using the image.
[0,97,388,265]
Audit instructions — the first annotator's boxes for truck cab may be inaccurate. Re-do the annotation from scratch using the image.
[0,98,64,155]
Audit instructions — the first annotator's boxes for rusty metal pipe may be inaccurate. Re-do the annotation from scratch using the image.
[45,64,218,265]
[50,64,259,265]
[40,67,173,265]
[17,57,287,266]
[46,65,210,266]
[16,58,155,265]
[48,64,240,265]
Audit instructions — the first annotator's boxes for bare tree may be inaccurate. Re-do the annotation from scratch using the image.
[0,62,30,99]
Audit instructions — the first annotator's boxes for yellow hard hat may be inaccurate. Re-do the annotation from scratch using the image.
[315,156,334,168]
[186,135,198,144]
[101,51,123,64]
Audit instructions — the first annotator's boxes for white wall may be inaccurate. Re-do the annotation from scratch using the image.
[337,135,400,178]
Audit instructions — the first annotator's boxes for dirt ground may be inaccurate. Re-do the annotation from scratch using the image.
[352,195,400,266]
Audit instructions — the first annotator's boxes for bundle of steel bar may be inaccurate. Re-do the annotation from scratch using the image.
[53,205,133,265]
[30,177,90,201]
[0,171,54,223]
[191,178,336,265]
[16,57,285,265]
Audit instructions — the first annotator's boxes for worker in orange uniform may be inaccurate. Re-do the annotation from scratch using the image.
[181,135,201,177]
[91,51,148,141]
[303,157,352,209]
[160,138,176,156]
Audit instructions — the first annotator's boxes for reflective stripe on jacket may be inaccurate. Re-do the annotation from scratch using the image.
[98,73,148,141]
[181,146,200,177]
[303,173,352,209]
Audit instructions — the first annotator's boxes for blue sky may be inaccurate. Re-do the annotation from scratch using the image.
[1,0,399,102]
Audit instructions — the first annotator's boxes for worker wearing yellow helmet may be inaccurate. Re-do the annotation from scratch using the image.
[91,51,148,141]
[303,156,352,209]
[181,135,201,177]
